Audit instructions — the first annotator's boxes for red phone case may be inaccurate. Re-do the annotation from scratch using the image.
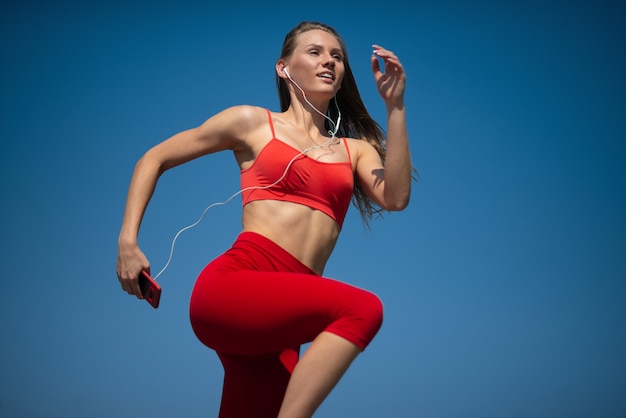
[139,271,162,309]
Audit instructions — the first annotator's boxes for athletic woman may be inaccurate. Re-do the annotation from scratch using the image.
[116,21,412,418]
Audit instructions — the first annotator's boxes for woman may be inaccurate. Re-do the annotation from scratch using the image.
[117,21,412,418]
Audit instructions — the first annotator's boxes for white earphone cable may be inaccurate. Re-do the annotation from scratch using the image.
[153,73,342,281]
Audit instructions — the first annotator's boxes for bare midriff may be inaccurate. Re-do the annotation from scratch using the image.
[241,200,341,275]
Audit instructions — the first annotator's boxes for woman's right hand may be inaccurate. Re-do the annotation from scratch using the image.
[116,242,150,299]
[115,106,256,299]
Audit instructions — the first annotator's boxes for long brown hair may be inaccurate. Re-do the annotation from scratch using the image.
[276,21,387,225]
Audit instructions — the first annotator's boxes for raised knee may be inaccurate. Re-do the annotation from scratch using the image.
[361,291,384,335]
[333,289,383,349]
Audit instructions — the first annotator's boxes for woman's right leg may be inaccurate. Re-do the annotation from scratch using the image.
[218,351,294,418]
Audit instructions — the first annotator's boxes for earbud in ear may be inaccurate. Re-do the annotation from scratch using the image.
[283,67,289,76]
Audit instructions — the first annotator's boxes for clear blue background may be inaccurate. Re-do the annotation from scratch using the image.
[1,1,625,417]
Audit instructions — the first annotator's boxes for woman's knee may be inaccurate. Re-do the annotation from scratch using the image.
[359,290,384,336]
[328,288,383,349]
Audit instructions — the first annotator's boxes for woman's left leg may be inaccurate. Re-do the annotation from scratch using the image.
[190,233,384,417]
[278,332,361,418]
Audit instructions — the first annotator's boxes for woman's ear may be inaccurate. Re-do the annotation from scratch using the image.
[276,59,288,79]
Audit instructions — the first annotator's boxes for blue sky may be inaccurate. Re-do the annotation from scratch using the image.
[1,1,625,417]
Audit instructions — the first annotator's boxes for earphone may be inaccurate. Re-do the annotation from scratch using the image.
[152,72,343,281]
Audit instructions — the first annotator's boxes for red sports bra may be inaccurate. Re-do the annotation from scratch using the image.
[240,110,354,227]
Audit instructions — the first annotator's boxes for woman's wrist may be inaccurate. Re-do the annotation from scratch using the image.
[386,99,405,114]
[118,233,138,249]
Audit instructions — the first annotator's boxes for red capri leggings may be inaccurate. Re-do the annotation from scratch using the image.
[189,232,383,418]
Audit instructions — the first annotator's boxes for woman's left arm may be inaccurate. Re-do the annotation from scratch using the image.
[356,45,412,211]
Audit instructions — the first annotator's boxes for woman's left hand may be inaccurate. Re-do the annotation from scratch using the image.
[371,45,406,108]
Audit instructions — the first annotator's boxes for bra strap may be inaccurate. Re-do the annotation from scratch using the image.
[266,109,276,138]
[342,138,352,164]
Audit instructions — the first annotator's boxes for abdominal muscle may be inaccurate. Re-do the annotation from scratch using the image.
[241,200,341,275]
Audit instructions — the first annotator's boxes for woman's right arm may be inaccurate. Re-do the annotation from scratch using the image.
[116,105,259,298]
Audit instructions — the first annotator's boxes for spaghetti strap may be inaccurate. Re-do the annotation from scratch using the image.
[266,109,276,138]
[342,138,352,164]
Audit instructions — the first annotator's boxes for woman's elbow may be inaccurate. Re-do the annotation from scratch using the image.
[383,191,411,211]
[136,150,167,177]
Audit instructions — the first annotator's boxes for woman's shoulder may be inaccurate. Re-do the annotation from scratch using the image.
[215,104,269,126]
[344,136,378,156]
[201,105,272,143]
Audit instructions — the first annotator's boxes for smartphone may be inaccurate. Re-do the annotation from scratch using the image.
[138,270,161,309]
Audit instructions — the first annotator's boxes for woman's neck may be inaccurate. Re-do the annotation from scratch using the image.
[285,99,331,136]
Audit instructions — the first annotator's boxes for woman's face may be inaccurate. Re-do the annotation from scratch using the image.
[284,29,345,98]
